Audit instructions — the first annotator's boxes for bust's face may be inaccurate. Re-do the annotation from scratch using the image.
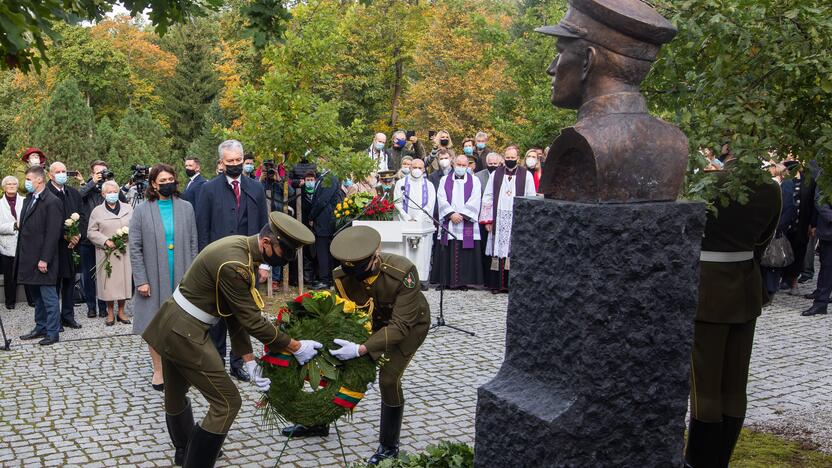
[547,38,583,109]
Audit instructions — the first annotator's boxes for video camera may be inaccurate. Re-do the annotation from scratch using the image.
[131,164,149,192]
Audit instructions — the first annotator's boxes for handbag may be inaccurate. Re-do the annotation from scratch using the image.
[760,234,794,268]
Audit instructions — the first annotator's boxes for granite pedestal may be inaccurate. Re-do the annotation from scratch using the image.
[475,197,705,467]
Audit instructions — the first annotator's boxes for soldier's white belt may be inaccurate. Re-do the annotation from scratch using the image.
[699,250,754,263]
[173,287,220,325]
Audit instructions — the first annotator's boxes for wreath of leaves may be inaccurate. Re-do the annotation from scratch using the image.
[258,292,378,428]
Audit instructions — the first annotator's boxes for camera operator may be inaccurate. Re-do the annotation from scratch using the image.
[78,160,126,319]
[125,165,149,205]
[261,159,295,216]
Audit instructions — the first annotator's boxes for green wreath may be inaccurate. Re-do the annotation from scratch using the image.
[258,291,378,428]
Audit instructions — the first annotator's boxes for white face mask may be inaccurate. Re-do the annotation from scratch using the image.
[453,166,467,177]
[439,159,451,169]
[526,157,538,169]
[411,169,423,179]
[401,167,411,175]
[29,156,40,166]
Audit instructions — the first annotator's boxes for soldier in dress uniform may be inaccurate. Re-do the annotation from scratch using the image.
[142,212,323,468]
[376,170,397,203]
[282,226,431,465]
[685,159,781,468]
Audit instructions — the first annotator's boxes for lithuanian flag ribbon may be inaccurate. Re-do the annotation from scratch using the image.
[333,387,364,409]
[261,352,292,367]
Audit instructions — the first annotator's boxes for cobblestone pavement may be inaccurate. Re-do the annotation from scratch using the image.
[0,283,830,467]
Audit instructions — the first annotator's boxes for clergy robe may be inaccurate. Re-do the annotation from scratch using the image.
[479,166,536,291]
[430,171,484,288]
[394,175,437,224]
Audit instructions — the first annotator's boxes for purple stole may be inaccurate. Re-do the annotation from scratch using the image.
[403,177,428,214]
[442,174,475,249]
[491,166,527,227]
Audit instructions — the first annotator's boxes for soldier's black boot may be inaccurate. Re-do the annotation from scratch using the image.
[684,418,722,468]
[367,403,404,465]
[719,415,745,467]
[281,424,330,437]
[165,399,194,466]
[183,425,226,468]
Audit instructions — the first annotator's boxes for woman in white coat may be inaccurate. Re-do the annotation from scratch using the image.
[0,176,24,309]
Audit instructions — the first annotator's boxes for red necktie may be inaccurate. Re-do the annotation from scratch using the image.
[232,180,240,209]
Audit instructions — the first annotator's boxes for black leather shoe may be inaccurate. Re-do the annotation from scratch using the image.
[310,282,330,290]
[38,336,59,346]
[20,329,45,340]
[801,304,828,316]
[166,398,194,466]
[183,425,226,468]
[281,424,330,438]
[230,365,250,382]
[86,310,97,318]
[798,275,813,284]
[5,303,14,310]
[62,319,82,329]
[367,403,404,465]
[804,292,819,300]
[98,310,108,318]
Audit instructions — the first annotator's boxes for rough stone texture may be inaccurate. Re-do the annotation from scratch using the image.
[475,197,706,467]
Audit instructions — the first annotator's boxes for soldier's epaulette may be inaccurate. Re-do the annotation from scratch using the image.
[380,262,407,280]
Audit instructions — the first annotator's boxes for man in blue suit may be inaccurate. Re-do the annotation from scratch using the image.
[181,156,206,213]
[196,140,270,382]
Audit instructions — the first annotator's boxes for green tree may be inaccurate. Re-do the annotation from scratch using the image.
[30,78,94,171]
[161,20,221,157]
[94,116,117,164]
[109,107,171,182]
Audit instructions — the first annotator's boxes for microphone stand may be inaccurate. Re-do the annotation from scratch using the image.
[400,189,475,336]
[0,308,11,350]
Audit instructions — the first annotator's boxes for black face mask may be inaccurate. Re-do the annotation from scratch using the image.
[185,169,197,178]
[342,256,378,281]
[225,163,243,178]
[487,166,498,173]
[263,239,295,267]
[439,139,450,147]
[504,159,518,169]
[158,182,177,197]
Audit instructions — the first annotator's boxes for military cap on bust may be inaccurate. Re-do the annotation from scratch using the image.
[331,226,381,265]
[535,0,677,61]
[377,170,397,181]
[269,211,315,250]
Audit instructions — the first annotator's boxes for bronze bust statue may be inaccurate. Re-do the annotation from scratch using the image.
[536,0,688,203]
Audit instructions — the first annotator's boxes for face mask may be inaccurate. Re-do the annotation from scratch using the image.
[263,241,293,267]
[476,143,486,150]
[105,193,119,204]
[342,256,378,281]
[54,173,67,185]
[463,147,474,156]
[382,184,392,190]
[375,142,385,150]
[453,167,467,177]
[185,168,196,178]
[24,180,34,193]
[305,181,315,191]
[487,165,498,173]
[439,159,451,169]
[225,163,243,178]
[505,159,518,169]
[243,164,255,174]
[439,139,450,147]
[401,167,411,175]
[395,139,406,148]
[158,182,177,197]
[29,156,40,167]
[344,179,354,187]
[526,157,538,169]
[411,169,423,179]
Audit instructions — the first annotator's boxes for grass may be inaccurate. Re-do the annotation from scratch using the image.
[731,429,832,467]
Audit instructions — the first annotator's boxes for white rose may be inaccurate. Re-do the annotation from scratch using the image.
[115,227,124,236]
[64,219,72,227]
[70,212,80,221]
[122,226,129,235]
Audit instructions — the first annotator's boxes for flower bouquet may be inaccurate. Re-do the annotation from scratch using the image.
[258,291,378,428]
[64,212,81,266]
[95,226,129,278]
[333,192,374,227]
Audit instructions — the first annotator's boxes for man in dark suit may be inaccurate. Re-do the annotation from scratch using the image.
[301,170,341,290]
[196,140,270,382]
[181,156,206,213]
[47,161,84,330]
[16,165,63,346]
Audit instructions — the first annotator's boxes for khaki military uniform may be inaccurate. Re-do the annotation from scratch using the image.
[691,172,781,422]
[333,253,430,405]
[143,235,288,433]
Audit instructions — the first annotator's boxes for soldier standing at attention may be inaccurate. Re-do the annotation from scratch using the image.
[143,212,322,468]
[282,226,431,465]
[685,154,781,468]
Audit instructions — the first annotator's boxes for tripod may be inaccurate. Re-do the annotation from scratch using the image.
[400,190,475,336]
[0,308,11,351]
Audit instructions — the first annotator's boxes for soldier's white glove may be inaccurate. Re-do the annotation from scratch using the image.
[330,339,361,361]
[292,340,323,365]
[244,360,270,392]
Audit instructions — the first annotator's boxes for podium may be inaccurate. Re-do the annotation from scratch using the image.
[352,220,435,282]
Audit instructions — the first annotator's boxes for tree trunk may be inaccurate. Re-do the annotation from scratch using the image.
[391,52,404,129]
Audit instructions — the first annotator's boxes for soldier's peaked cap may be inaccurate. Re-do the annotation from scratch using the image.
[331,226,381,264]
[269,211,315,250]
[535,0,677,61]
